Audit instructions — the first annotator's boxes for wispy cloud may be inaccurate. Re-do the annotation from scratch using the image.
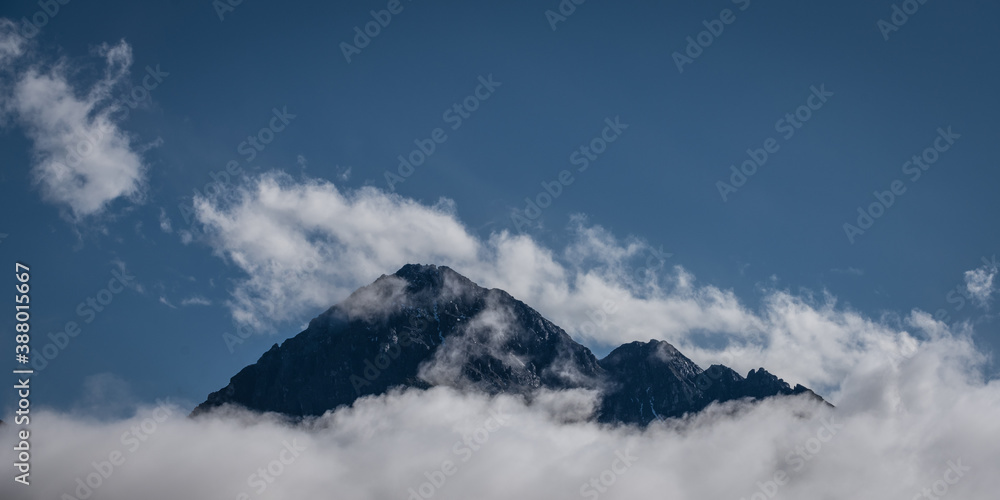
[180,296,211,306]
[830,267,864,276]
[964,256,998,309]
[159,207,173,233]
[0,19,25,65]
[337,164,352,181]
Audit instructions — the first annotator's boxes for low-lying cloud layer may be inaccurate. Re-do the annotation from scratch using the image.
[2,328,996,500]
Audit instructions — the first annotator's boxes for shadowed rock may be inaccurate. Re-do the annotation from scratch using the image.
[194,264,826,425]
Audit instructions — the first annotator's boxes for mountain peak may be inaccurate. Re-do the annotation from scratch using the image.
[389,263,477,295]
[393,262,443,279]
[600,339,689,368]
[195,265,827,424]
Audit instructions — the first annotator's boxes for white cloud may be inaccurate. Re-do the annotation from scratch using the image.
[2,34,147,218]
[191,171,934,396]
[158,296,176,309]
[1,331,998,500]
[158,207,173,233]
[193,171,480,328]
[180,296,212,306]
[964,258,997,310]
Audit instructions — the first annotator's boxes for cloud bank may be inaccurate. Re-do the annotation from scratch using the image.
[0,169,992,500]
[1,329,997,500]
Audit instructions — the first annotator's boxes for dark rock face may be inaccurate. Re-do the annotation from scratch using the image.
[194,264,825,425]
[597,342,822,424]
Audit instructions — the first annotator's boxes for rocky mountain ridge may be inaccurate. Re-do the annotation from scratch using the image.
[194,264,824,425]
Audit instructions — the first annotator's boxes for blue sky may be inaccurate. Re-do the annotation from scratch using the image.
[1,0,998,416]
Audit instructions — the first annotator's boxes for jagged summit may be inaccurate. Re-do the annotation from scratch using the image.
[602,339,694,365]
[394,262,454,284]
[195,264,825,425]
[384,263,457,293]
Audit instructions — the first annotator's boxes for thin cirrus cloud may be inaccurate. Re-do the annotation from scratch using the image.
[192,170,936,396]
[0,21,148,219]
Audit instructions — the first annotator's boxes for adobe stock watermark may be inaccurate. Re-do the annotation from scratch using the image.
[877,0,932,41]
[544,0,590,31]
[384,75,502,191]
[509,116,629,232]
[716,85,833,202]
[672,0,751,74]
[575,245,672,340]
[178,106,296,230]
[911,459,971,500]
[737,416,843,500]
[340,0,414,63]
[222,256,318,353]
[213,0,247,22]
[10,0,74,41]
[935,254,998,323]
[219,256,327,353]
[236,439,308,499]
[32,265,136,372]
[52,64,168,175]
[885,333,920,367]
[841,126,959,244]
[405,405,510,500]
[579,448,638,499]
[107,64,170,122]
[60,402,174,500]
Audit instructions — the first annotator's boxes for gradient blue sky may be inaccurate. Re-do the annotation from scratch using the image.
[1,0,998,415]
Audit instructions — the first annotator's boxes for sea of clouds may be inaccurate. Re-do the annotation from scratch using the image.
[1,170,997,500]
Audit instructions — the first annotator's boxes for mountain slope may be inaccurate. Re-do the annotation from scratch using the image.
[194,264,824,425]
